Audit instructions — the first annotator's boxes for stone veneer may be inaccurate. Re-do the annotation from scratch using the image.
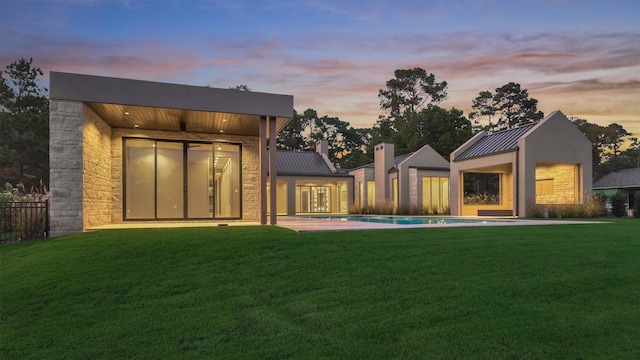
[49,100,84,236]
[83,105,112,229]
[535,163,579,204]
[50,100,262,236]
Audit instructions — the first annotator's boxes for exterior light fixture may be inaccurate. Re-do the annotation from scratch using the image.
[134,124,139,128]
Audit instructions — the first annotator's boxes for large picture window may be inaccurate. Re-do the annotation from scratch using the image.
[124,138,241,220]
[463,173,500,205]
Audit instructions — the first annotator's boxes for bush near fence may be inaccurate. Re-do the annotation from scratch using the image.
[1,182,49,243]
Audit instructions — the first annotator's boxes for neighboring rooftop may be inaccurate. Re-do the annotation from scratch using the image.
[593,168,640,189]
[455,123,537,161]
[276,150,346,176]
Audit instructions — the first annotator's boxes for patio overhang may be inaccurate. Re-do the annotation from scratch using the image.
[49,72,293,136]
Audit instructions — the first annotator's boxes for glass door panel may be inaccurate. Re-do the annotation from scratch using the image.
[187,143,213,218]
[125,139,155,219]
[214,143,241,218]
[156,142,184,218]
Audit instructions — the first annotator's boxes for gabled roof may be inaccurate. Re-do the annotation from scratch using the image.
[276,150,344,176]
[348,152,415,171]
[593,168,640,189]
[455,122,537,161]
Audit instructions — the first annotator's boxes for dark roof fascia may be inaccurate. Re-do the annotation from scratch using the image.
[409,166,451,171]
[274,172,353,178]
[452,148,518,162]
[50,71,294,119]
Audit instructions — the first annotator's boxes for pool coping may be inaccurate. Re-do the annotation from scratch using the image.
[276,216,610,232]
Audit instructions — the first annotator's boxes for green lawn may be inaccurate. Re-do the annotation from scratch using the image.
[1,219,639,359]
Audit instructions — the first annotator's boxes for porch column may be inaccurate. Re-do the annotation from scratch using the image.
[269,116,278,225]
[259,116,268,225]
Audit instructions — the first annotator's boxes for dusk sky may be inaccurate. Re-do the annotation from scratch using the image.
[1,0,639,136]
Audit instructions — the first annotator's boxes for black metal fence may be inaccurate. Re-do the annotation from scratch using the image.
[0,201,49,243]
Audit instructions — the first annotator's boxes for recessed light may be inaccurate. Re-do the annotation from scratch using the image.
[134,124,139,128]
[220,130,224,133]
[124,111,130,116]
[223,119,227,122]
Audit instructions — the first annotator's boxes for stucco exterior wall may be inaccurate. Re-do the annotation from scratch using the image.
[450,151,517,216]
[350,167,374,209]
[49,100,84,236]
[519,111,592,215]
[397,144,449,210]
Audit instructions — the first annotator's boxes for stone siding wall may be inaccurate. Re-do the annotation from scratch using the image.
[83,106,112,228]
[110,129,260,223]
[49,100,84,236]
[535,163,578,204]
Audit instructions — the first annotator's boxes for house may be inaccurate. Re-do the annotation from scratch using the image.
[271,140,353,215]
[349,143,451,213]
[449,110,592,217]
[593,168,640,216]
[49,72,293,236]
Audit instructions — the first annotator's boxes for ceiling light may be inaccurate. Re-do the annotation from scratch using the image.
[124,111,130,116]
[219,130,224,133]
[134,124,139,128]
[223,119,227,122]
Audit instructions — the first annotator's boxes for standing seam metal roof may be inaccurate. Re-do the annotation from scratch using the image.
[455,123,537,161]
[276,151,337,176]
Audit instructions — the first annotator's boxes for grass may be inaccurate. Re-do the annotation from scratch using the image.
[1,219,639,359]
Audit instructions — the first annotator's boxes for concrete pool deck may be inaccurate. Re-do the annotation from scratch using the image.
[86,216,607,233]
[276,216,608,232]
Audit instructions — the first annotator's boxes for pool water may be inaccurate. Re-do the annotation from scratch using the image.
[312,215,512,225]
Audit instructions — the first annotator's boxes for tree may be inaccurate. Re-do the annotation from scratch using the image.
[389,105,473,157]
[229,84,251,91]
[276,108,369,169]
[378,68,447,118]
[0,58,49,187]
[571,116,635,179]
[470,82,544,131]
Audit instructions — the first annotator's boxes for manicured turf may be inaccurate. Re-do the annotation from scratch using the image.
[1,219,639,359]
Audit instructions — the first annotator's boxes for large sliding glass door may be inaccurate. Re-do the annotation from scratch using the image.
[124,138,241,220]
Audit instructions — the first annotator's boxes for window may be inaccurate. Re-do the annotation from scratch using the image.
[367,181,375,208]
[463,173,500,205]
[422,177,449,213]
[296,186,331,213]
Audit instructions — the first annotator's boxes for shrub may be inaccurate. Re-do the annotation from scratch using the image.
[610,191,627,217]
[1,181,49,243]
[634,191,640,218]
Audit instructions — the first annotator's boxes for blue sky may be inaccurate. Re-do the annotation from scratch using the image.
[1,0,639,135]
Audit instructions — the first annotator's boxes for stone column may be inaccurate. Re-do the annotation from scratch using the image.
[49,100,84,236]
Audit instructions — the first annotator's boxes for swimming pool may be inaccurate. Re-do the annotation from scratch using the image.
[309,215,515,225]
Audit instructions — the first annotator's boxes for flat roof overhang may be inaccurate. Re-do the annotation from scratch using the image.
[49,72,294,136]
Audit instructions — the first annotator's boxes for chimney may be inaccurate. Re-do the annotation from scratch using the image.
[316,139,328,157]
[316,139,337,173]
[374,143,394,207]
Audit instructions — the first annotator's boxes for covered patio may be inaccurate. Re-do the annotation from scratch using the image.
[49,72,293,236]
